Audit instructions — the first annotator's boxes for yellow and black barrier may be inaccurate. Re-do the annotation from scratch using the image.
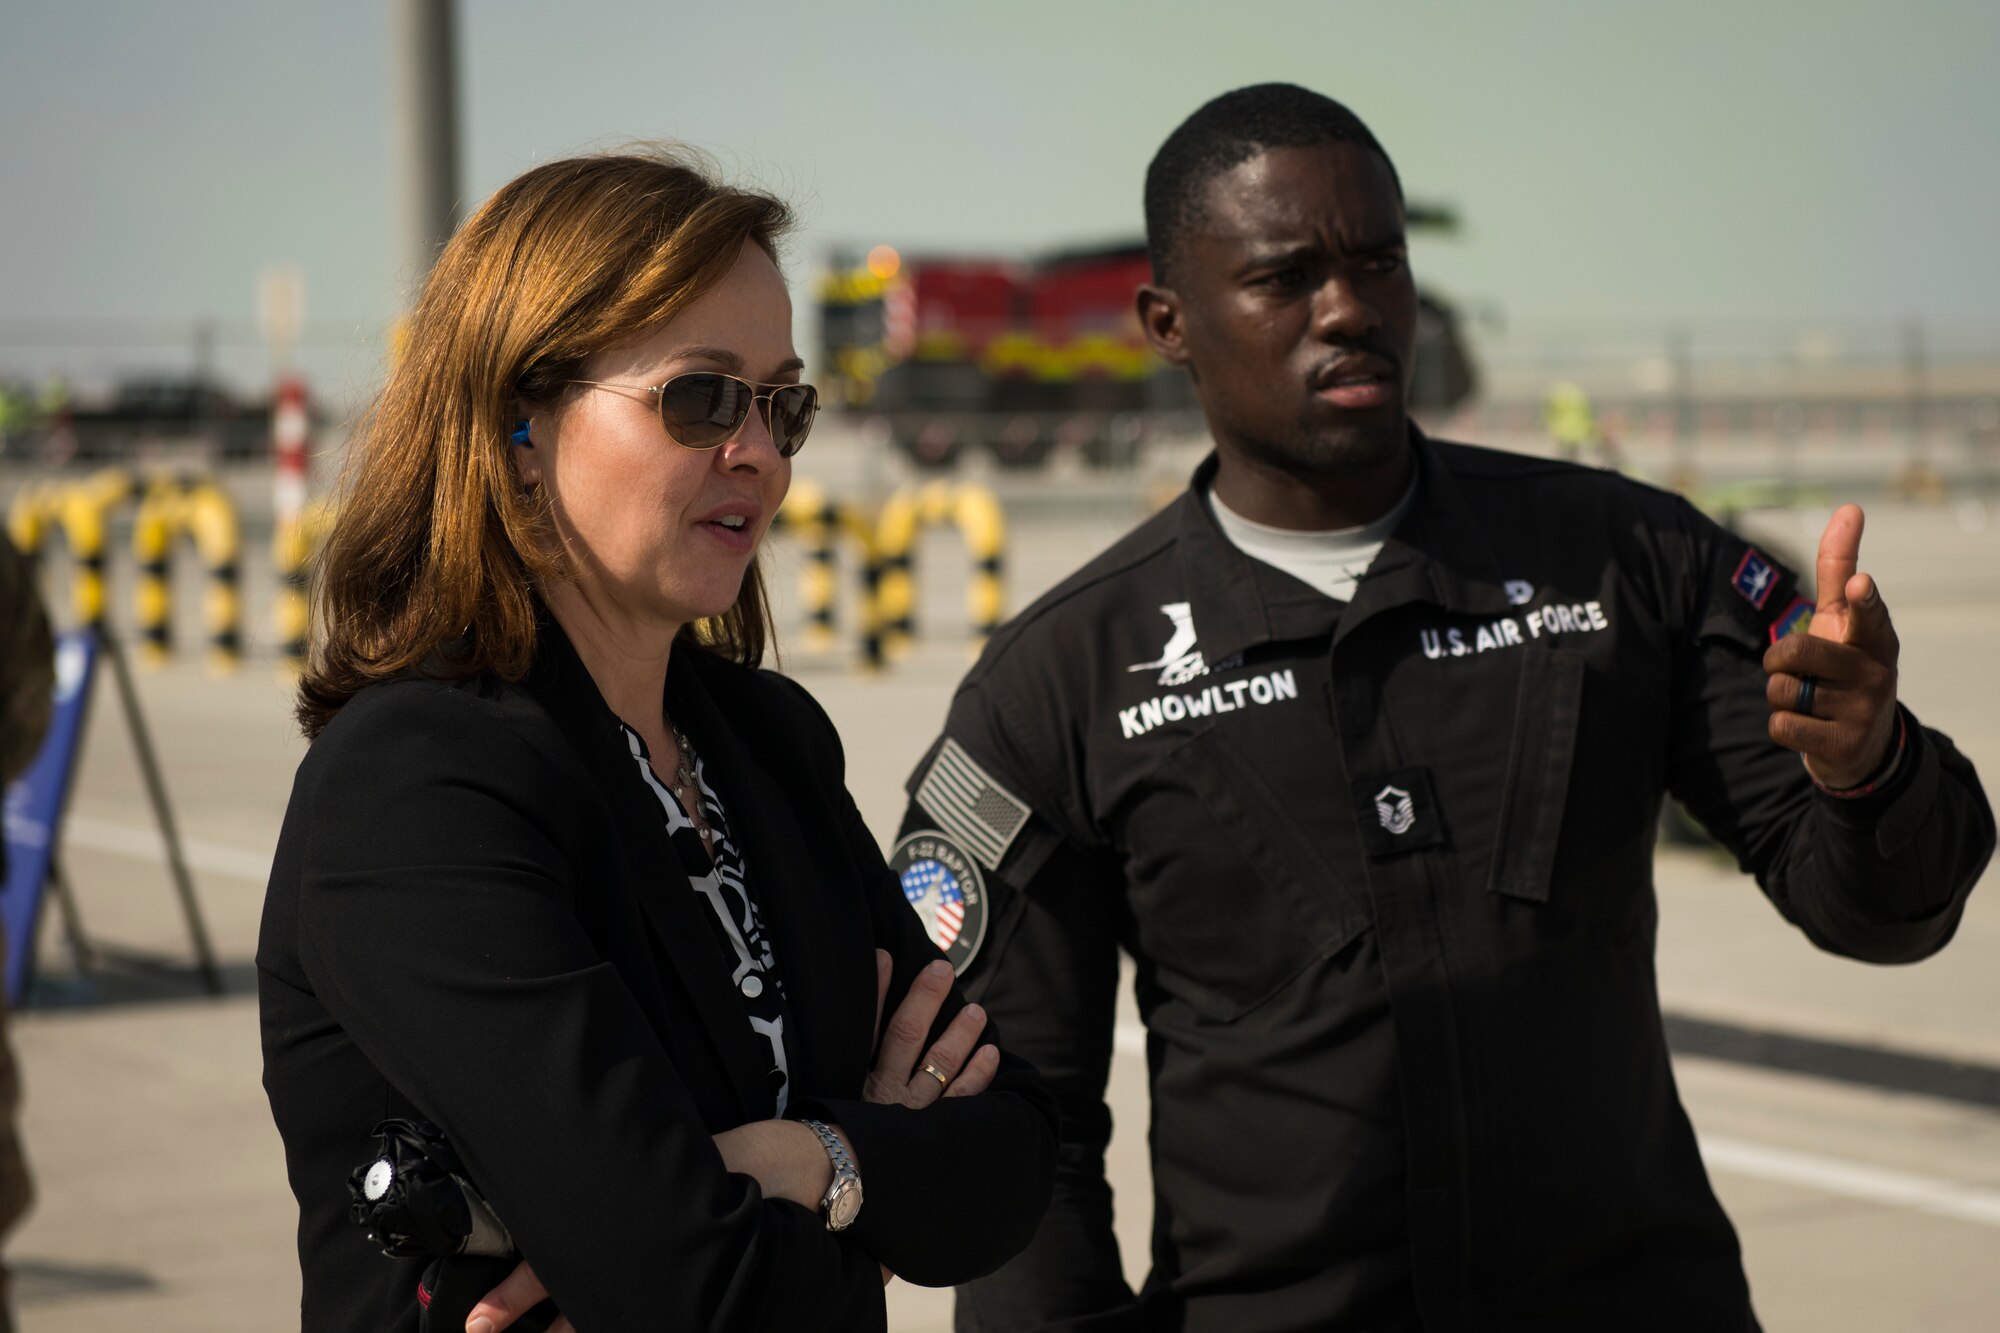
[774,481,888,668]
[273,499,337,670]
[133,476,243,671]
[843,503,887,671]
[6,471,247,670]
[6,470,134,632]
[777,482,841,653]
[5,478,65,561]
[3,475,1003,674]
[874,482,1007,660]
[954,484,1007,643]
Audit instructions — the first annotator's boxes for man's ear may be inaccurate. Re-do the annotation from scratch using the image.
[1137,283,1191,368]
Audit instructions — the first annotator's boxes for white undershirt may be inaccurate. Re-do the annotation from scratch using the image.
[1207,475,1418,604]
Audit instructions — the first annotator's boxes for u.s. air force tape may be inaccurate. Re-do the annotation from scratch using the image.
[912,737,1030,870]
[890,830,989,973]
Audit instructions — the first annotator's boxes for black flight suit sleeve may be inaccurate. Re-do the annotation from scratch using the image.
[899,680,1142,1332]
[1663,501,1994,961]
[770,674,1060,1289]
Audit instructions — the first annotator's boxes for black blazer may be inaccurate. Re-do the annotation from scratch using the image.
[257,626,1058,1332]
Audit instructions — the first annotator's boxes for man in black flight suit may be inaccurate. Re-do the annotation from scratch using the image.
[890,84,1994,1332]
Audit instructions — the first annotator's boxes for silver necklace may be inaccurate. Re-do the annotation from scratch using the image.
[665,714,714,853]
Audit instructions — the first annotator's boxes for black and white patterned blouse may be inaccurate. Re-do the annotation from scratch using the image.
[620,723,791,1118]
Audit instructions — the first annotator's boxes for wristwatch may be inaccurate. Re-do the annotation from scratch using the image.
[798,1118,863,1231]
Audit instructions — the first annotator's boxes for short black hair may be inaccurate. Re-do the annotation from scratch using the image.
[1143,83,1402,285]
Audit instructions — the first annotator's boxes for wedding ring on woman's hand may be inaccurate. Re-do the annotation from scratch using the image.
[919,1063,950,1089]
[1795,674,1818,717]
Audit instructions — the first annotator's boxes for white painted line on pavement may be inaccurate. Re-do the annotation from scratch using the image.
[62,815,274,884]
[1114,1022,2000,1228]
[1698,1134,2000,1228]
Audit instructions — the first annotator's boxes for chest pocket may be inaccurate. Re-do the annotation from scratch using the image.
[1115,724,1373,1022]
[1484,647,1585,902]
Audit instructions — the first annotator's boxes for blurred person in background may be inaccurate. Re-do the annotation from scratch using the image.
[0,387,25,460]
[256,148,1055,1333]
[897,84,1994,1331]
[0,533,52,1333]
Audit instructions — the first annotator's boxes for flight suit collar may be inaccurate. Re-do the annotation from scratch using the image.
[1175,426,1515,661]
[1173,458,1323,662]
[1342,428,1516,638]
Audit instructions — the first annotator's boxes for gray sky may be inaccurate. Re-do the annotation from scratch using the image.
[3,0,1997,394]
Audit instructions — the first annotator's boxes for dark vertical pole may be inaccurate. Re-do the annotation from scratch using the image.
[394,0,461,294]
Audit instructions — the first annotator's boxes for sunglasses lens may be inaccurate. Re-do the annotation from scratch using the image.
[657,373,750,448]
[769,384,818,458]
[652,373,817,456]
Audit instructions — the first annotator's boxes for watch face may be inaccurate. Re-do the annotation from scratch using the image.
[828,1178,863,1229]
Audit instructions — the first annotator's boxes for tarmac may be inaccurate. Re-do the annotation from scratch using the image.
[6,442,2000,1331]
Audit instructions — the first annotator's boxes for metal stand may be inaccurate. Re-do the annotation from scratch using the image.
[47,854,92,972]
[34,631,225,1000]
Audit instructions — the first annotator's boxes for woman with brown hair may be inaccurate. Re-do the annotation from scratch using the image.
[256,148,1056,1332]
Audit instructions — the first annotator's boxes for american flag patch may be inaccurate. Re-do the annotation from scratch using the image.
[900,858,967,948]
[914,738,1030,870]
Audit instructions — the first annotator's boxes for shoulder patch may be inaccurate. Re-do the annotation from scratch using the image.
[1701,531,1804,650]
[889,831,990,972]
[912,738,1030,870]
[1770,595,1814,643]
[1731,547,1779,610]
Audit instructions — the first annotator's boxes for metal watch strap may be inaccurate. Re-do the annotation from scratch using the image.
[798,1118,862,1231]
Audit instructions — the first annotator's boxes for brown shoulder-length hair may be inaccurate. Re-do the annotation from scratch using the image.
[298,147,793,739]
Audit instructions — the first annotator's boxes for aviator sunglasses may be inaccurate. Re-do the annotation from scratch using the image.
[570,372,819,457]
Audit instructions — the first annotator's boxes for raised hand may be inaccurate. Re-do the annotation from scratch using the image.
[1762,503,1901,789]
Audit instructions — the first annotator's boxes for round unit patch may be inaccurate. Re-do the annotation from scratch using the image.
[889,829,990,973]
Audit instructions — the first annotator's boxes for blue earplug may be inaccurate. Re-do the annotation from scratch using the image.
[510,418,534,448]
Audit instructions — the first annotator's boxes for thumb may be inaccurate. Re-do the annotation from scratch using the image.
[1814,503,1865,618]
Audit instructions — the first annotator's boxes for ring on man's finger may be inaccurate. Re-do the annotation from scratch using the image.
[919,1062,949,1089]
[1795,674,1817,718]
